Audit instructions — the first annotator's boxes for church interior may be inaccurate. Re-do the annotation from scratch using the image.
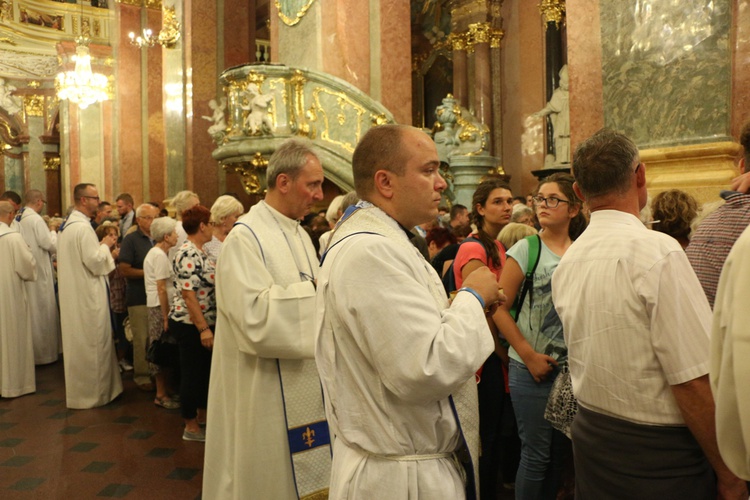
[0,0,749,497]
[1,0,747,215]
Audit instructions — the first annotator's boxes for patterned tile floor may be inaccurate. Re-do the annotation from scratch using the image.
[0,361,203,499]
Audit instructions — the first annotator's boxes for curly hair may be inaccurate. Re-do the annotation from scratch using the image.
[650,190,698,242]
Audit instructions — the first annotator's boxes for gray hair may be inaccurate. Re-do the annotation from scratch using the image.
[210,195,244,224]
[511,204,534,223]
[340,191,360,212]
[150,216,177,242]
[171,190,199,217]
[572,128,640,200]
[135,203,157,217]
[266,138,320,189]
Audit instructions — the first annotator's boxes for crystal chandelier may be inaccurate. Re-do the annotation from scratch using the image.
[55,36,109,109]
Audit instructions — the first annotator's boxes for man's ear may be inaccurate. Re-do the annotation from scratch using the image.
[740,157,746,176]
[573,181,586,202]
[635,162,647,189]
[275,173,291,194]
[374,170,394,199]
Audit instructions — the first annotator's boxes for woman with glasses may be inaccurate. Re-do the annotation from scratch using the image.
[168,205,216,442]
[492,173,587,499]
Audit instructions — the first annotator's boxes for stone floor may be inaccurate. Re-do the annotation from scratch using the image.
[0,361,203,499]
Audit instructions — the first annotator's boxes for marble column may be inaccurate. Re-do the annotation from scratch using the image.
[274,0,412,125]
[731,0,750,136]
[473,38,492,130]
[452,43,468,108]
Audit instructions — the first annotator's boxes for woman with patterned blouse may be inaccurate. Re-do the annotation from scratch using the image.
[168,205,215,442]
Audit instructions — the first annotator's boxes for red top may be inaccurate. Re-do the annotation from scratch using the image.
[453,238,506,288]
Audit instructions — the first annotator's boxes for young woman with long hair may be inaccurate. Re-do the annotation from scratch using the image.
[492,173,586,499]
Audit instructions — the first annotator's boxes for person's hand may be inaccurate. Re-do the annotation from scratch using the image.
[200,328,214,350]
[730,171,750,193]
[462,267,501,307]
[162,318,169,333]
[103,233,117,249]
[524,351,558,383]
[716,474,748,500]
[111,247,120,260]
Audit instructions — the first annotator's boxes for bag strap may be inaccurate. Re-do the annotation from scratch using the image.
[512,235,541,321]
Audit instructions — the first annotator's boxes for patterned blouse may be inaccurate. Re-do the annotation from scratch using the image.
[169,240,216,325]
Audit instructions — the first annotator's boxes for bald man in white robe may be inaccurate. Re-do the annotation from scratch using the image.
[17,189,60,364]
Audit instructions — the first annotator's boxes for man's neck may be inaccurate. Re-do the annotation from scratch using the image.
[263,193,295,220]
[587,193,641,218]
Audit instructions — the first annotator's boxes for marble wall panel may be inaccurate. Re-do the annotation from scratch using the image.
[26,116,44,191]
[187,0,219,205]
[731,0,750,137]
[500,0,546,198]
[377,0,411,124]
[567,0,604,150]
[321,0,371,95]
[163,2,187,197]
[599,0,732,148]
[116,4,144,199]
[79,104,105,191]
[147,7,165,205]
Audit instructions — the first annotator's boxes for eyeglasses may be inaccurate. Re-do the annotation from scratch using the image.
[533,195,570,209]
[82,195,100,201]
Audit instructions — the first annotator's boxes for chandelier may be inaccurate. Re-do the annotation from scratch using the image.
[128,6,181,49]
[55,36,109,109]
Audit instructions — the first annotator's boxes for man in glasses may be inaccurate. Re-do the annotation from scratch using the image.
[316,125,502,499]
[58,183,122,409]
[204,138,329,499]
[17,189,60,365]
[552,129,746,498]
[0,200,37,398]
[119,203,160,390]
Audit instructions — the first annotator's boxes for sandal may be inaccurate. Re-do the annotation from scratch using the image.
[154,396,180,410]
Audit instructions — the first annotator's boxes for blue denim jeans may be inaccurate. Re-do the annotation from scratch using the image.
[509,358,567,500]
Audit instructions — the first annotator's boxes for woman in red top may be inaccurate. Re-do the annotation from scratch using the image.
[453,178,514,499]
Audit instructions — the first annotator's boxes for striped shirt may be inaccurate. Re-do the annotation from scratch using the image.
[552,210,710,425]
[686,191,750,309]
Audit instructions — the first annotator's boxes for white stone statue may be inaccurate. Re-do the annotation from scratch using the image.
[202,97,227,136]
[0,78,23,116]
[533,65,570,167]
[240,83,274,135]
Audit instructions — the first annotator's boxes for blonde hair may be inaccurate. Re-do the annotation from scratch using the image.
[171,191,199,217]
[210,195,244,224]
[497,222,538,250]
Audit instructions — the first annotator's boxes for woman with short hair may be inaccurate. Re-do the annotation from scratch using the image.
[168,205,215,442]
[143,216,180,410]
[203,195,244,262]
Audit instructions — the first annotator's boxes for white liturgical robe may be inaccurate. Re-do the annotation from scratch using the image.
[316,204,494,499]
[57,210,123,409]
[0,221,37,397]
[203,201,328,500]
[17,207,61,364]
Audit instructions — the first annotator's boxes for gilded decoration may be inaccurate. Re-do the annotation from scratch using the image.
[117,0,162,8]
[276,0,316,27]
[448,24,504,52]
[0,0,12,23]
[28,81,41,89]
[223,152,268,195]
[311,87,366,153]
[158,6,181,49]
[539,0,566,28]
[23,95,44,117]
[43,156,60,171]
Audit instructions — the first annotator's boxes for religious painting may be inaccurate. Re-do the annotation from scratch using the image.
[19,8,64,31]
[276,0,316,26]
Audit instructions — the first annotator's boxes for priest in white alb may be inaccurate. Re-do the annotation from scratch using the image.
[17,189,61,365]
[204,139,331,499]
[0,201,37,398]
[316,125,502,499]
[57,183,123,409]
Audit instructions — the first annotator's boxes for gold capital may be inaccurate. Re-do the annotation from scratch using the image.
[539,0,566,28]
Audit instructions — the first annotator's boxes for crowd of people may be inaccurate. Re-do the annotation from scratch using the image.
[1,121,749,499]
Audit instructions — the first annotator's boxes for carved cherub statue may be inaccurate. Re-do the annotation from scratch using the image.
[0,78,23,116]
[240,83,274,135]
[202,97,227,136]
